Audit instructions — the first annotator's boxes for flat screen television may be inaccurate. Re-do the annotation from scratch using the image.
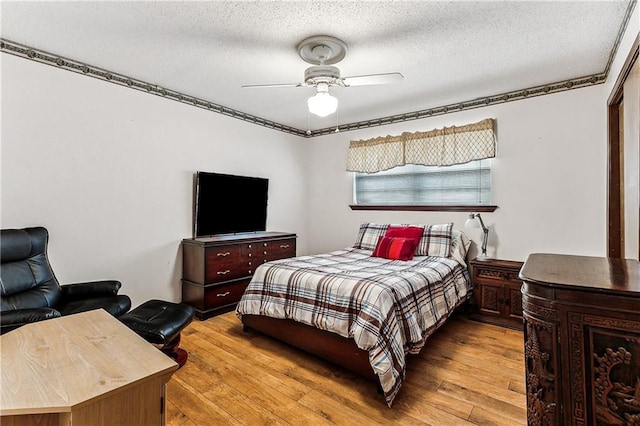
[194,171,269,237]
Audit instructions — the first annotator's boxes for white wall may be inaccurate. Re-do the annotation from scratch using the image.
[304,9,639,263]
[1,54,308,308]
[305,86,607,262]
[623,59,640,259]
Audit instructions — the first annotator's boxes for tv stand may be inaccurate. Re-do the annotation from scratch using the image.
[181,231,297,320]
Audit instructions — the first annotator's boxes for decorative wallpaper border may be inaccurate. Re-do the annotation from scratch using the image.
[313,73,606,137]
[0,0,635,138]
[0,39,307,138]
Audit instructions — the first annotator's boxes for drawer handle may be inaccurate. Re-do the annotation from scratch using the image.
[280,244,290,248]
[216,291,230,297]
[217,270,231,275]
[263,251,267,255]
[217,252,231,257]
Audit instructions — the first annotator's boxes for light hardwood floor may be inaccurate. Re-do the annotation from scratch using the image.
[166,311,526,425]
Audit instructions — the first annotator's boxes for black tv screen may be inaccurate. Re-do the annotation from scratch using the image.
[194,172,268,237]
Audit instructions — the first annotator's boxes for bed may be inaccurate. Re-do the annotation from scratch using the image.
[235,222,472,407]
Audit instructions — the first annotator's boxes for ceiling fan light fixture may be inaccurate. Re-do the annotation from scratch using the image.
[307,86,338,117]
[242,35,403,119]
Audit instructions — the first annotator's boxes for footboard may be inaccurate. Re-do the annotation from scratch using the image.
[240,314,378,383]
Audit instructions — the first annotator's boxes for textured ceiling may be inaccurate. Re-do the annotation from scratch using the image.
[0,1,635,135]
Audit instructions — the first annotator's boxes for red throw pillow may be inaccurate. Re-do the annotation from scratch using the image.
[372,236,417,261]
[384,226,424,248]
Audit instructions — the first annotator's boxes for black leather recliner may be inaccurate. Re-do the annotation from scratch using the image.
[0,226,131,334]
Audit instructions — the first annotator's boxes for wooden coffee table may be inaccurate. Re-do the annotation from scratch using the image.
[0,309,178,425]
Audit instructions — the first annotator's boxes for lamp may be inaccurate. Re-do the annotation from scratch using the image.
[308,82,338,117]
[465,213,492,261]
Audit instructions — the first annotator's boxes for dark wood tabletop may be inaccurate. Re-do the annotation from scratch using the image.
[519,253,640,296]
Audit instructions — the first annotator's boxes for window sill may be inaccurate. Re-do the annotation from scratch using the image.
[349,204,498,212]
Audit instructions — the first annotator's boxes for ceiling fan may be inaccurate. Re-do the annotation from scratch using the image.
[242,35,404,117]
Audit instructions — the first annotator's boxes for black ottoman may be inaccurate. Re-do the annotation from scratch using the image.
[120,299,195,368]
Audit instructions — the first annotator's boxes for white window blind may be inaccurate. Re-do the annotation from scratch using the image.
[354,160,491,205]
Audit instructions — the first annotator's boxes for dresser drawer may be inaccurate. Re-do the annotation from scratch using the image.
[243,238,296,264]
[243,241,269,264]
[203,279,251,310]
[204,245,251,283]
[474,264,523,285]
[268,238,296,261]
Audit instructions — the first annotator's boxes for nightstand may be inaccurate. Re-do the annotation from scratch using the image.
[469,258,524,330]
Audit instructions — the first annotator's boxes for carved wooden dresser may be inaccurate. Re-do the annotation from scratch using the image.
[519,253,640,425]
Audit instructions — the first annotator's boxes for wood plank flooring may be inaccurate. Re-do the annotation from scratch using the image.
[166,311,526,425]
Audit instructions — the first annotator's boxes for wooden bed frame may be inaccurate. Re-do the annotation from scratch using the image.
[241,303,470,397]
[241,314,380,389]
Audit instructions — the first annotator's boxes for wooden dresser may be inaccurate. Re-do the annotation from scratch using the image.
[182,231,296,320]
[469,258,524,330]
[519,253,640,425]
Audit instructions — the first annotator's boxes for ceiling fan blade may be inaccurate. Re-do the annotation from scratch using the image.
[241,82,304,89]
[342,72,404,87]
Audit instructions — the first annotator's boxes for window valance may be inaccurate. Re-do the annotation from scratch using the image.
[346,118,496,173]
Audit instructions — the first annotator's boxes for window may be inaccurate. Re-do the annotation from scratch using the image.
[354,159,491,206]
[346,118,497,211]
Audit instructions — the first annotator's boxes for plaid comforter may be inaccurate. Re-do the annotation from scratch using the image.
[236,247,472,407]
